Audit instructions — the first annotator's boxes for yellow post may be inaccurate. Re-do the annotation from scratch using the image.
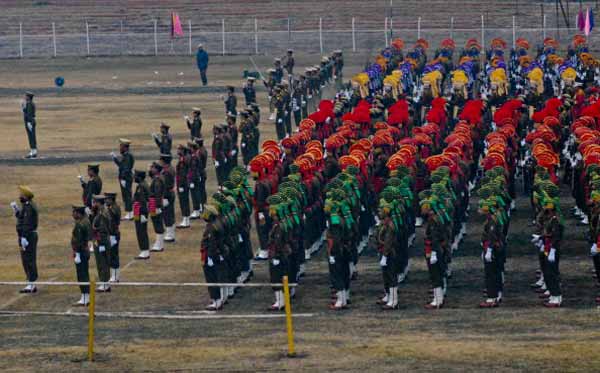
[88,279,96,362]
[282,276,296,357]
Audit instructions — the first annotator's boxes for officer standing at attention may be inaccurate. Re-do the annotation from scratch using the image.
[11,185,39,294]
[22,91,38,158]
[111,138,135,221]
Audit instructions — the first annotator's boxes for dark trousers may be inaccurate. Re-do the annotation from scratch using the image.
[543,252,561,296]
[163,194,175,227]
[593,255,600,285]
[25,122,37,149]
[329,253,349,291]
[190,176,206,210]
[199,68,207,85]
[109,233,120,269]
[484,248,503,298]
[269,256,290,291]
[285,112,292,136]
[75,251,90,294]
[94,242,111,282]
[203,259,223,300]
[382,254,399,289]
[240,227,253,272]
[20,232,38,282]
[256,215,271,251]
[275,113,286,140]
[135,220,149,251]
[151,213,165,234]
[426,251,445,288]
[216,165,228,186]
[120,178,133,212]
[178,186,190,217]
[293,109,302,127]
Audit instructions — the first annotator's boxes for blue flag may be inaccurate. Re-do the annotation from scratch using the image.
[591,9,595,31]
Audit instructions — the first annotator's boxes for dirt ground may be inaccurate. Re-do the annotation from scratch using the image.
[1,54,600,372]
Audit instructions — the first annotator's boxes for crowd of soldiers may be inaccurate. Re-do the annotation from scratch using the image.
[12,33,600,311]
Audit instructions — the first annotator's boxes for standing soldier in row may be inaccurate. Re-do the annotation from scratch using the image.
[152,123,173,156]
[200,205,226,311]
[273,58,284,84]
[22,91,38,159]
[111,139,134,221]
[539,195,564,307]
[105,193,121,283]
[160,154,177,242]
[420,192,447,310]
[265,69,277,121]
[266,194,291,311]
[299,74,309,119]
[373,196,400,310]
[149,162,166,253]
[224,86,237,116]
[79,164,102,215]
[186,108,203,140]
[176,144,192,229]
[291,79,304,128]
[274,86,286,140]
[239,111,260,166]
[71,205,91,305]
[226,113,239,168]
[133,170,151,260]
[91,195,111,292]
[243,77,256,106]
[283,49,295,78]
[212,125,229,186]
[190,138,208,217]
[478,199,505,308]
[11,186,38,293]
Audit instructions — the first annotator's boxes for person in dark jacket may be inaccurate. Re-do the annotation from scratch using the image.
[196,44,209,86]
[111,139,134,220]
[186,108,203,140]
[224,86,237,116]
[11,185,39,293]
[22,92,37,158]
[152,123,173,156]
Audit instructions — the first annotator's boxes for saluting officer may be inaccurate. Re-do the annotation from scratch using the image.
[152,123,173,156]
[11,185,39,294]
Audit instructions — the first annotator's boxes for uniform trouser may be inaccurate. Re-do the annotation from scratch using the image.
[484,247,503,298]
[256,216,271,251]
[109,232,120,269]
[163,193,176,227]
[301,104,308,120]
[382,254,399,289]
[543,252,561,296]
[216,165,228,186]
[199,68,207,85]
[203,259,224,300]
[240,227,253,272]
[25,122,37,149]
[285,112,292,136]
[120,178,133,212]
[396,233,409,274]
[190,177,205,211]
[151,213,165,234]
[135,219,149,251]
[269,256,290,291]
[20,232,38,282]
[231,147,239,167]
[426,251,445,288]
[226,245,240,282]
[178,186,191,217]
[293,109,302,127]
[75,251,90,294]
[275,114,286,140]
[329,252,349,291]
[94,242,111,283]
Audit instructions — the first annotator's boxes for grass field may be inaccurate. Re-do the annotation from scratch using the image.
[1,53,600,372]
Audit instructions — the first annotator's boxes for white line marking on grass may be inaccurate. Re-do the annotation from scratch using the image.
[0,275,60,310]
[0,310,315,320]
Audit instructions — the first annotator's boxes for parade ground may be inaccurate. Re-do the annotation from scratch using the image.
[0,53,599,372]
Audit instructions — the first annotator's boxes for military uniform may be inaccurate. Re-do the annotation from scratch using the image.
[153,123,173,155]
[80,164,102,210]
[225,87,237,116]
[13,186,38,293]
[212,126,228,186]
[133,171,151,259]
[541,209,563,304]
[189,140,208,217]
[242,77,256,106]
[283,50,295,77]
[176,145,192,228]
[268,219,291,311]
[201,206,227,310]
[160,155,177,242]
[22,92,37,158]
[374,215,399,309]
[105,193,121,282]
[149,163,166,252]
[239,112,260,166]
[91,195,111,291]
[424,211,447,309]
[226,115,239,168]
[71,206,91,304]
[112,139,134,218]
[187,109,203,139]
[480,211,505,306]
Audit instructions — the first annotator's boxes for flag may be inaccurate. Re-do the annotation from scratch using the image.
[171,12,184,38]
[577,9,585,31]
[585,8,591,36]
[590,9,595,32]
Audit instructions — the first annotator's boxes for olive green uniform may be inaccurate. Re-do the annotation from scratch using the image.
[72,217,91,294]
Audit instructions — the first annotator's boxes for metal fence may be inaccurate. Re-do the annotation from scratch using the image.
[0,16,593,59]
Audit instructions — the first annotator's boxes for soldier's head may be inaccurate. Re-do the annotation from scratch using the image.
[247,77,255,86]
[87,163,100,178]
[274,58,281,66]
[119,138,131,154]
[72,205,86,220]
[194,137,204,147]
[25,91,34,102]
[92,194,106,210]
[227,86,235,95]
[149,162,162,177]
[192,107,201,117]
[104,193,117,206]
[18,185,34,203]
[201,205,219,223]
[160,122,170,134]
[287,49,293,56]
[134,170,146,183]
[159,153,172,166]
[212,125,222,135]
[177,144,188,156]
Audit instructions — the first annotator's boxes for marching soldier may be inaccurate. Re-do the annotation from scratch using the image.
[273,58,284,84]
[226,113,239,168]
[539,196,564,307]
[239,111,260,166]
[420,193,447,309]
[264,69,277,121]
[224,86,237,116]
[200,205,226,311]
[479,200,505,308]
[79,163,102,213]
[190,138,208,217]
[212,125,228,186]
[176,144,192,228]
[71,205,91,306]
[274,86,286,140]
[373,197,400,310]
[91,195,111,292]
[111,139,134,220]
[152,122,173,155]
[149,162,166,252]
[242,77,257,106]
[185,108,203,140]
[299,74,309,119]
[133,170,151,260]
[105,193,121,283]
[10,185,38,293]
[159,153,177,242]
[291,79,303,128]
[266,194,291,311]
[22,91,38,158]
[283,49,295,77]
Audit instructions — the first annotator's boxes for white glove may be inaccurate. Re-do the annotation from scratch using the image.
[207,257,214,267]
[215,160,220,167]
[110,151,117,159]
[219,255,224,262]
[302,101,306,106]
[178,187,184,193]
[162,198,169,207]
[110,236,117,247]
[548,248,556,263]
[184,115,190,121]
[74,252,82,264]
[238,234,243,243]
[531,234,540,243]
[78,175,84,183]
[99,245,106,253]
[156,208,162,215]
[88,242,94,253]
[360,205,366,212]
[484,247,493,263]
[591,243,598,256]
[258,212,265,220]
[85,207,91,216]
[241,142,246,148]
[189,183,195,189]
[328,256,335,265]
[224,158,228,164]
[10,201,19,213]
[26,122,32,132]
[140,215,147,223]
[379,255,388,267]
[232,149,237,156]
[430,251,438,264]
[20,237,28,249]
[151,133,158,140]
[538,241,545,253]
[272,258,280,266]
[326,220,330,228]
[120,179,126,187]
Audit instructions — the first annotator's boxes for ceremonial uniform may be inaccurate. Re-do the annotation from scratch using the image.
[375,216,399,309]
[22,92,37,158]
[541,209,563,304]
[226,115,239,168]
[201,207,227,310]
[133,171,151,259]
[239,112,259,166]
[149,164,166,252]
[187,109,203,140]
[480,212,505,306]
[71,207,91,304]
[160,156,177,242]
[190,140,208,216]
[13,186,38,293]
[212,127,228,186]
[225,87,237,116]
[112,139,134,218]
[283,50,295,76]
[80,165,102,210]
[91,196,111,291]
[176,146,192,228]
[154,123,173,155]
[424,212,446,309]
[105,194,121,282]
[268,220,291,311]
[243,78,257,106]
